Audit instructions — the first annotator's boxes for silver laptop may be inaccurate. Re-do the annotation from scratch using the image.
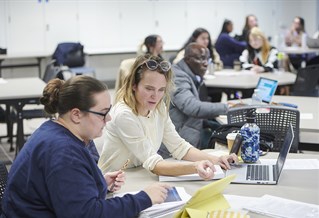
[256,77,278,104]
[225,123,294,185]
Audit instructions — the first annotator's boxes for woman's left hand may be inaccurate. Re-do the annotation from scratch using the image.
[218,153,239,170]
[104,170,126,192]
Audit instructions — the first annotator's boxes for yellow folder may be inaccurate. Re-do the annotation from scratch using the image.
[174,174,236,218]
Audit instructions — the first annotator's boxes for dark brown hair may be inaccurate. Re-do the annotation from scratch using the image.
[40,76,107,115]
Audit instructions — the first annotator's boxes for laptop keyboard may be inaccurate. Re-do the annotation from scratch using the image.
[247,165,270,181]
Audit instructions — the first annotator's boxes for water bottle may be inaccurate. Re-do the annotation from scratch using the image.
[251,89,262,105]
[240,109,260,163]
[277,52,285,72]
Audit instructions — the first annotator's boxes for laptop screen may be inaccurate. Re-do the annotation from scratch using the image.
[256,77,278,103]
[274,124,294,181]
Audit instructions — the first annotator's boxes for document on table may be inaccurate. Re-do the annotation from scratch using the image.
[259,159,319,170]
[0,78,8,84]
[244,195,319,218]
[300,113,314,120]
[159,165,225,182]
[138,187,191,218]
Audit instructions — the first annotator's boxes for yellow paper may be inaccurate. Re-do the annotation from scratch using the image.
[174,174,236,218]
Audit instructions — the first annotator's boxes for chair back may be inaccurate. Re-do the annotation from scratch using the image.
[52,42,85,67]
[292,64,319,96]
[115,58,136,92]
[0,161,8,213]
[227,105,300,153]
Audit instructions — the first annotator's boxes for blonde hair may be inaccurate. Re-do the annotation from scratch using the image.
[115,54,174,115]
[249,27,271,64]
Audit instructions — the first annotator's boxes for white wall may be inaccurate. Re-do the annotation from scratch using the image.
[0,0,318,82]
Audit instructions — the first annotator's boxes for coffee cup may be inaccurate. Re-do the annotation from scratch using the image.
[233,61,241,71]
[226,132,238,152]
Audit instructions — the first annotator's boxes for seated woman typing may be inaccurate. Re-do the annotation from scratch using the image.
[239,27,278,73]
[98,54,237,178]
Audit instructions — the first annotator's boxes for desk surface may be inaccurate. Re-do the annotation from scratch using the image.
[0,77,45,100]
[204,70,296,89]
[121,152,319,217]
[280,46,319,55]
[0,52,50,60]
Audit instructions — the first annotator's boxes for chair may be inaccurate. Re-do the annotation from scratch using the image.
[115,58,136,92]
[227,105,300,153]
[52,42,95,78]
[291,64,319,97]
[6,61,58,153]
[0,160,8,213]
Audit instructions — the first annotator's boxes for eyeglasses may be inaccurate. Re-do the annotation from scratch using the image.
[83,105,112,121]
[190,55,210,64]
[142,59,171,72]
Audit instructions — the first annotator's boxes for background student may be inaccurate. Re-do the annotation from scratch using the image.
[236,14,258,42]
[1,76,170,218]
[215,19,247,68]
[137,34,164,58]
[239,27,278,73]
[285,16,308,70]
[169,43,229,150]
[173,27,223,71]
[98,54,237,178]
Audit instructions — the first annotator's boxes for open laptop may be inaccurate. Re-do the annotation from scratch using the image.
[225,123,294,184]
[256,77,278,104]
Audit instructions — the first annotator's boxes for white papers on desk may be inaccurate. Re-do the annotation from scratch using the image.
[159,165,225,182]
[138,187,191,218]
[300,113,314,120]
[0,78,8,84]
[243,195,319,218]
[259,159,319,170]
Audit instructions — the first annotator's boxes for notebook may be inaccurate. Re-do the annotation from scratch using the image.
[225,123,294,184]
[255,77,278,103]
[306,36,319,48]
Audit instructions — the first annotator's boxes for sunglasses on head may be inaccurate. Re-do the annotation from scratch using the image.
[141,59,171,73]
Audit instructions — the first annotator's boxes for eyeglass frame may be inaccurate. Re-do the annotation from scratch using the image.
[139,58,171,73]
[82,105,112,121]
[189,55,210,64]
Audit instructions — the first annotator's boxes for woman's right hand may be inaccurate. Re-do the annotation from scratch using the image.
[143,183,171,205]
[194,160,215,180]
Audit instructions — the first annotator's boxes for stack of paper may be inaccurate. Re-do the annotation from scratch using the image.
[244,195,319,218]
[159,165,225,182]
[139,187,191,218]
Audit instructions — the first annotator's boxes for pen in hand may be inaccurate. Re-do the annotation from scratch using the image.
[109,159,130,192]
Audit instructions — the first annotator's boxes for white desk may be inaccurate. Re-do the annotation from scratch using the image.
[280,46,319,55]
[217,96,319,145]
[0,77,46,153]
[204,70,296,89]
[0,52,50,78]
[273,96,319,144]
[121,152,319,218]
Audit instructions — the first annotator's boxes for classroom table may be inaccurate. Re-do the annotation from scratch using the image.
[0,77,46,154]
[120,152,319,218]
[279,46,319,55]
[204,70,296,90]
[0,52,50,78]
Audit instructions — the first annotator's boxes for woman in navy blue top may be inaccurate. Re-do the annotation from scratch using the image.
[1,76,170,218]
[215,19,247,68]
